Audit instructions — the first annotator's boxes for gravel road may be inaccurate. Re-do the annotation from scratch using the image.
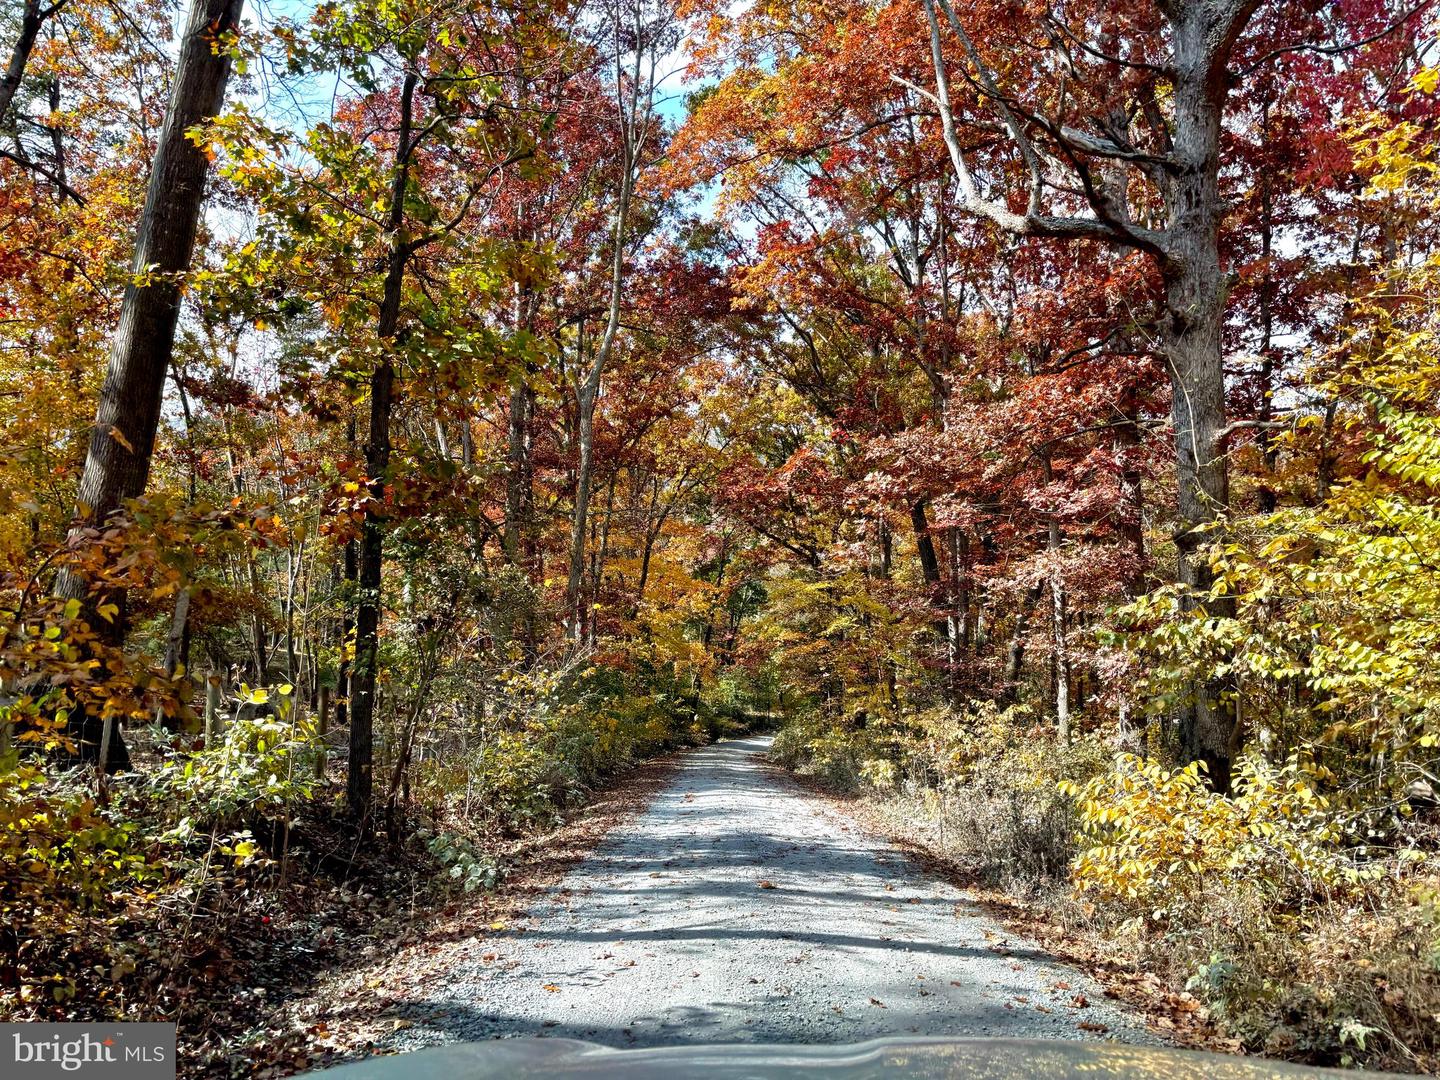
[388,736,1154,1049]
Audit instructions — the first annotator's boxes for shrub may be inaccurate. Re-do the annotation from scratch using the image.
[1062,752,1352,914]
[1064,751,1440,1068]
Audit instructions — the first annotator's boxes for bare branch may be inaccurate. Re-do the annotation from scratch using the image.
[906,0,1168,258]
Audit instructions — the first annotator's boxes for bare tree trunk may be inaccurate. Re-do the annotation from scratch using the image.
[1042,455,1070,740]
[1115,402,1148,597]
[589,474,617,646]
[334,417,358,733]
[1255,103,1279,514]
[1050,551,1070,742]
[1003,585,1042,702]
[56,0,242,770]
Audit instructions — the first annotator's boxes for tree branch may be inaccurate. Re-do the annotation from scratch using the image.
[1236,0,1434,80]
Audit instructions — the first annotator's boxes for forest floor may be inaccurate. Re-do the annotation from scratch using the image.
[269,736,1158,1072]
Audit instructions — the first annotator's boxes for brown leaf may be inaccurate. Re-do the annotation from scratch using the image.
[757,880,777,889]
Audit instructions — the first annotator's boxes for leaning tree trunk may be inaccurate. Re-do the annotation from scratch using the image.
[1161,11,1240,792]
[57,0,243,771]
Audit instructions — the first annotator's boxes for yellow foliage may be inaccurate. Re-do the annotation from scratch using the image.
[1065,753,1365,912]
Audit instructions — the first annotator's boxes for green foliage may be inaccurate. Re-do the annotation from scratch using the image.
[147,684,318,838]
[416,826,501,893]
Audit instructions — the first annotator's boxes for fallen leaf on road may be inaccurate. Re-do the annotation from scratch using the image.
[757,880,777,889]
[1078,1021,1109,1034]
[1071,993,1089,1008]
[868,998,886,1008]
[542,984,560,993]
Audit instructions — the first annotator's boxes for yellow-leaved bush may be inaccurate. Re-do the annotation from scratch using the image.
[1062,753,1361,914]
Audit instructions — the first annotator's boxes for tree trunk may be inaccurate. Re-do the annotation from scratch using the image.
[1003,585,1042,702]
[1043,455,1070,740]
[503,381,529,563]
[347,69,417,819]
[56,0,242,770]
[1256,103,1279,514]
[910,501,954,657]
[566,159,633,641]
[0,0,63,124]
[1162,8,1243,791]
[1115,402,1148,597]
[567,375,600,640]
[1050,549,1070,742]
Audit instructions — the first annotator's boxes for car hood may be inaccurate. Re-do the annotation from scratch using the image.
[305,1037,1398,1079]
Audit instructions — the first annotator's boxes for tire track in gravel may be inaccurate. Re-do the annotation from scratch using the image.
[387,735,1156,1049]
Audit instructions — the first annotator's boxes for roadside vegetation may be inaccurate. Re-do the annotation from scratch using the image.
[2,0,1439,1073]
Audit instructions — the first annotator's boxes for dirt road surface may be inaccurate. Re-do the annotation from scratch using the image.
[387,736,1154,1049]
